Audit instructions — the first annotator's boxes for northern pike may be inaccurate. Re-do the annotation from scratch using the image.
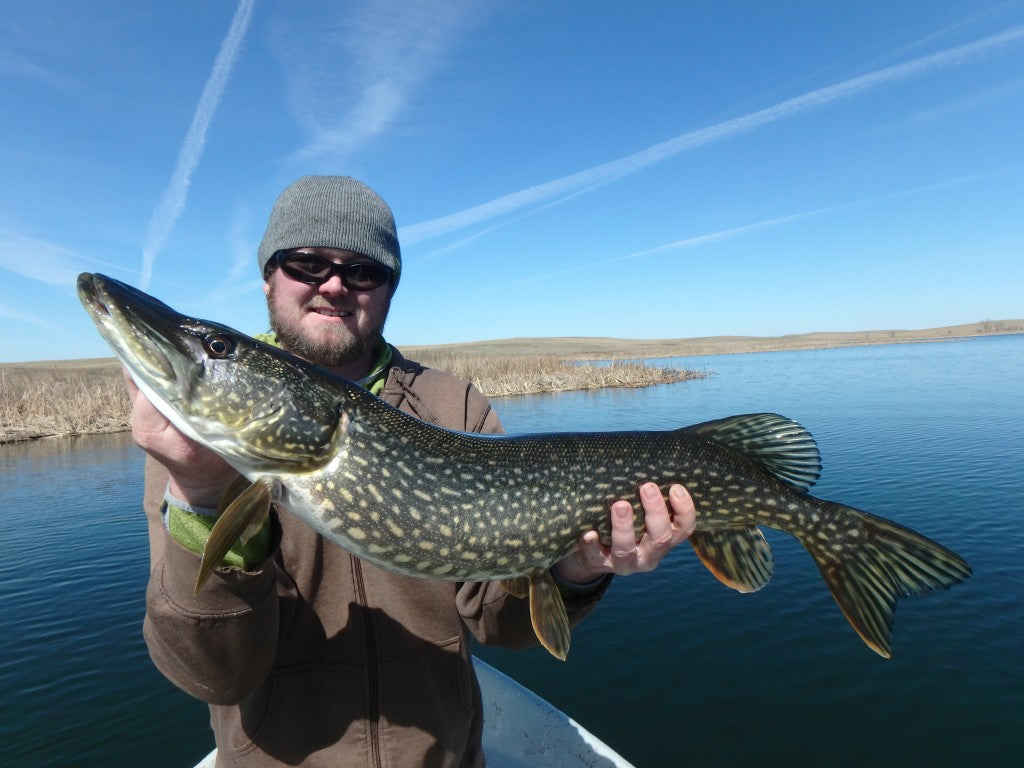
[78,273,971,660]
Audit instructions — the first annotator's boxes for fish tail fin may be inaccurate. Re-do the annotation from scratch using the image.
[800,504,971,658]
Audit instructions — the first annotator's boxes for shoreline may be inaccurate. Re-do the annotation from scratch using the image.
[400,320,1024,361]
[2,321,1020,445]
[4,320,1021,372]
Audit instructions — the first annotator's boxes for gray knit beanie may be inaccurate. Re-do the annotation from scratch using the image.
[258,175,401,286]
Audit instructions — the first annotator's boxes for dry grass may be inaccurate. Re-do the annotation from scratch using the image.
[412,350,700,397]
[4,318,1019,443]
[0,354,697,443]
[0,365,130,443]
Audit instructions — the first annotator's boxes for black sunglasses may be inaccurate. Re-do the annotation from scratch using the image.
[269,251,394,291]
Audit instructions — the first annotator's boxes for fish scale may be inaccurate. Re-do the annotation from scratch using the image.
[305,408,777,580]
[77,272,972,661]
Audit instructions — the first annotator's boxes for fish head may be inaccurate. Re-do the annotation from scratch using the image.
[78,273,347,474]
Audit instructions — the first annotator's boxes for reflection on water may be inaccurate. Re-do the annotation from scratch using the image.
[2,336,1022,767]
[0,430,212,767]
[0,429,134,460]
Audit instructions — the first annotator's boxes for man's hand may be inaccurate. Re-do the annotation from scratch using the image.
[553,483,696,584]
[124,370,237,507]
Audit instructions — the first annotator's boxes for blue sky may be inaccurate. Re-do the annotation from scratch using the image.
[1,1,1022,362]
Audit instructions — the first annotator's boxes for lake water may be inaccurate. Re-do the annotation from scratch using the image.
[2,336,1021,767]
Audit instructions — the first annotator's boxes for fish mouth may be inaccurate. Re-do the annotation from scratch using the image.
[78,272,252,454]
[77,273,337,469]
[77,273,189,386]
[76,274,221,428]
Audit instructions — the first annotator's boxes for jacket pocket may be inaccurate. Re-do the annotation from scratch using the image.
[225,663,368,768]
[377,635,480,767]
[219,639,481,768]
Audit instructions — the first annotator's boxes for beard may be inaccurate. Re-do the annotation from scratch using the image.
[266,279,389,370]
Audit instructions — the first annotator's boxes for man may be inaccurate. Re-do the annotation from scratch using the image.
[131,175,696,767]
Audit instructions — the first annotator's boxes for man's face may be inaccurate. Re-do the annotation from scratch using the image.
[264,247,393,375]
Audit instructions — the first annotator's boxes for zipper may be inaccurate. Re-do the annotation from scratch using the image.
[352,556,383,768]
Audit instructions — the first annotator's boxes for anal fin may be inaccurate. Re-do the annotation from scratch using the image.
[690,527,774,593]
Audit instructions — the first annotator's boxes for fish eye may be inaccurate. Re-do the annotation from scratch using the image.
[203,334,235,358]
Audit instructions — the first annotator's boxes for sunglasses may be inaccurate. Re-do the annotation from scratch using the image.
[269,251,394,291]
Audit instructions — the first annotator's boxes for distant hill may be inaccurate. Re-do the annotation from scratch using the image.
[3,319,1022,372]
[400,319,1024,360]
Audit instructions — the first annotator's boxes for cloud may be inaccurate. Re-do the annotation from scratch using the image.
[139,0,255,289]
[865,72,1024,135]
[491,162,1024,290]
[225,200,257,282]
[190,200,267,308]
[401,23,1024,245]
[0,229,120,334]
[0,231,89,288]
[0,299,66,333]
[412,182,603,266]
[279,0,488,162]
[0,47,79,95]
[0,229,138,288]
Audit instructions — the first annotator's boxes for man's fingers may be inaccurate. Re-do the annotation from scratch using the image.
[576,530,603,563]
[565,483,698,579]
[668,484,697,540]
[609,501,639,559]
[639,482,674,550]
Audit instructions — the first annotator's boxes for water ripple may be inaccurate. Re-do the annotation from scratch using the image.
[4,338,1024,766]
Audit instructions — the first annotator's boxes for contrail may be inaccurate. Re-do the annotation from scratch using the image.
[139,0,255,289]
[284,0,486,162]
[0,230,114,287]
[401,23,1024,245]
[489,163,1024,290]
[0,301,66,334]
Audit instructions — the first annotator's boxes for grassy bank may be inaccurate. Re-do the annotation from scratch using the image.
[0,364,132,444]
[4,319,1020,444]
[0,354,698,443]
[410,350,699,397]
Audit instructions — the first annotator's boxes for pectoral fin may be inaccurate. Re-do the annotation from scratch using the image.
[216,474,255,515]
[528,571,571,661]
[689,527,774,593]
[195,478,273,593]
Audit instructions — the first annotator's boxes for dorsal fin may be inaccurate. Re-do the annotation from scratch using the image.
[684,413,822,491]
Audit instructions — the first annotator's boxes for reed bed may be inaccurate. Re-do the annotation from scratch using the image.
[0,367,131,443]
[8,320,1015,444]
[0,354,701,443]
[410,351,703,397]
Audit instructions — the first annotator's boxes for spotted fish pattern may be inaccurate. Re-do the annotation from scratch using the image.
[78,273,972,660]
